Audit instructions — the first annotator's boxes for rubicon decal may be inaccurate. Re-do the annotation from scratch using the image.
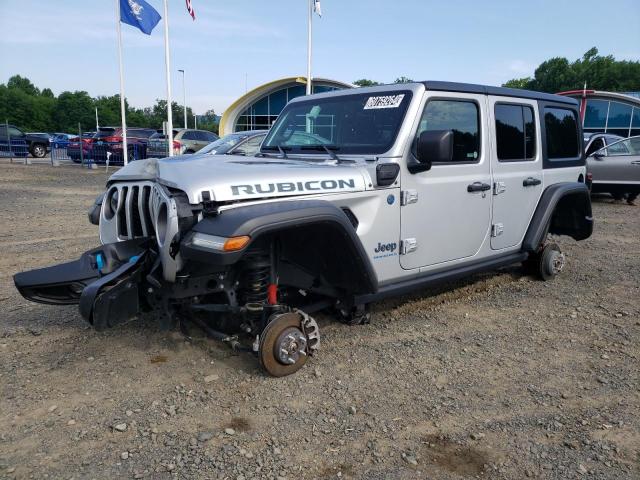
[231,179,356,196]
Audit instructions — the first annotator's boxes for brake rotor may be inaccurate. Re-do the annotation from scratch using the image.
[259,310,319,377]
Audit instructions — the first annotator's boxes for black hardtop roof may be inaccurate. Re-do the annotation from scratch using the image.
[421,81,578,106]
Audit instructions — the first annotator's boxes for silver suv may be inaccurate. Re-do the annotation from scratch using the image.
[147,129,219,157]
[15,81,593,377]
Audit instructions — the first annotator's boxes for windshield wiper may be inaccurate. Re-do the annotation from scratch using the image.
[262,144,292,159]
[300,144,352,163]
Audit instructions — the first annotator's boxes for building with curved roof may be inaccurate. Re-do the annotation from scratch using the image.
[219,77,353,136]
[557,90,640,138]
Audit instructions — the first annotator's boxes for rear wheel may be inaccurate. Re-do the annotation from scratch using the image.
[31,143,47,158]
[258,310,319,377]
[536,243,564,281]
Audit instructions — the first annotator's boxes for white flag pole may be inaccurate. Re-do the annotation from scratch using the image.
[163,0,174,156]
[306,0,312,95]
[115,0,128,165]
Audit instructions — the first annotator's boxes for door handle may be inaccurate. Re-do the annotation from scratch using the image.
[522,177,542,187]
[467,182,491,193]
[631,161,640,166]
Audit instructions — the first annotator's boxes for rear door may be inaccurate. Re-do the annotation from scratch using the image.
[489,97,543,250]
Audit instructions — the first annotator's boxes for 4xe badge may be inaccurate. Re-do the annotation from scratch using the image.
[373,241,397,260]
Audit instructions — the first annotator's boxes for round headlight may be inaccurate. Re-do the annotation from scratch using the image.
[104,188,119,220]
[110,189,119,212]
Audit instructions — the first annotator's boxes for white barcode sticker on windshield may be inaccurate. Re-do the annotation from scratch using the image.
[364,94,405,110]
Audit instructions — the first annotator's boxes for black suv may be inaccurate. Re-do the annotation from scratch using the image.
[0,124,49,158]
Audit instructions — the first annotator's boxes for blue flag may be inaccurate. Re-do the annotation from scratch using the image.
[120,0,161,35]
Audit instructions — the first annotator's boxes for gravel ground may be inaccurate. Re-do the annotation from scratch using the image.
[0,163,638,480]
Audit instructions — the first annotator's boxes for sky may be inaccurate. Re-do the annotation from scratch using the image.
[1,0,639,115]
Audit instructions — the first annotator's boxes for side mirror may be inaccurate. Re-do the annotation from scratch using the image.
[592,152,604,160]
[415,130,454,171]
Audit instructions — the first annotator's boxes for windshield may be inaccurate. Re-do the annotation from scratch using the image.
[199,133,248,155]
[261,90,412,155]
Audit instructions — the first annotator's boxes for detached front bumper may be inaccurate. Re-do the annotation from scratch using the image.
[14,238,152,331]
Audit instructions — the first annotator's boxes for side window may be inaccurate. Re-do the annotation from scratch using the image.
[495,103,536,161]
[585,138,605,157]
[203,131,218,141]
[607,139,631,156]
[415,99,480,163]
[182,131,196,140]
[544,107,579,159]
[8,127,24,137]
[233,136,264,155]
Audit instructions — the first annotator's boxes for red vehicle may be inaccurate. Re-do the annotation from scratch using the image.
[67,132,96,163]
[92,127,156,164]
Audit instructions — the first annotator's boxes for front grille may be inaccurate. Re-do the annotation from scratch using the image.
[100,181,182,282]
[115,184,155,239]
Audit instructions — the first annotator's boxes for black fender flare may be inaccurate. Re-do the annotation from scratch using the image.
[522,182,593,252]
[181,200,378,294]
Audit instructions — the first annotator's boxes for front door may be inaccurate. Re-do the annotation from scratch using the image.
[489,97,543,250]
[400,92,492,270]
[590,137,640,188]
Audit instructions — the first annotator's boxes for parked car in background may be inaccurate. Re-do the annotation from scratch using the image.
[147,129,219,158]
[92,127,156,164]
[67,132,96,163]
[147,129,180,158]
[584,132,624,157]
[28,133,55,148]
[587,136,640,201]
[0,125,49,158]
[51,133,77,142]
[197,130,266,157]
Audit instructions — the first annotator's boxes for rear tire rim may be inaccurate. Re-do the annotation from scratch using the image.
[548,250,565,275]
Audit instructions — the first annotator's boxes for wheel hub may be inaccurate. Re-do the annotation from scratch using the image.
[549,250,565,275]
[275,327,307,365]
[258,310,320,377]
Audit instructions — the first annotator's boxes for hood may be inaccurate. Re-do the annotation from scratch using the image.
[108,154,369,204]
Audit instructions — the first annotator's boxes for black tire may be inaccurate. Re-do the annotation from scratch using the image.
[31,143,47,158]
[185,149,195,154]
[336,304,371,326]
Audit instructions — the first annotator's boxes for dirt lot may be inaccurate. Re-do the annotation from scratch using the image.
[0,163,638,480]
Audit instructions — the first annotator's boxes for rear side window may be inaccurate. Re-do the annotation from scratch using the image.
[495,104,536,161]
[182,131,197,140]
[202,131,218,141]
[544,107,579,159]
[415,99,480,163]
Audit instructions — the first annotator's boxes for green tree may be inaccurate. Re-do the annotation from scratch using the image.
[353,79,380,87]
[7,75,40,96]
[196,109,219,133]
[503,77,532,89]
[394,76,414,84]
[503,48,640,93]
[53,91,95,132]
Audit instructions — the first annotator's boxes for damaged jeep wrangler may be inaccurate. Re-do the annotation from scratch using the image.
[14,82,593,376]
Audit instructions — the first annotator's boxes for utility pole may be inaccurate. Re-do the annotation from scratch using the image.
[178,69,187,129]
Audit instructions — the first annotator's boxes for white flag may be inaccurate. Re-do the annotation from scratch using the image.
[313,0,322,17]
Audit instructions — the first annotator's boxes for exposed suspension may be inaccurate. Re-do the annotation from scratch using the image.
[239,246,271,307]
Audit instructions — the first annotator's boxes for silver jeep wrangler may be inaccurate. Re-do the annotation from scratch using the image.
[15,82,593,376]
